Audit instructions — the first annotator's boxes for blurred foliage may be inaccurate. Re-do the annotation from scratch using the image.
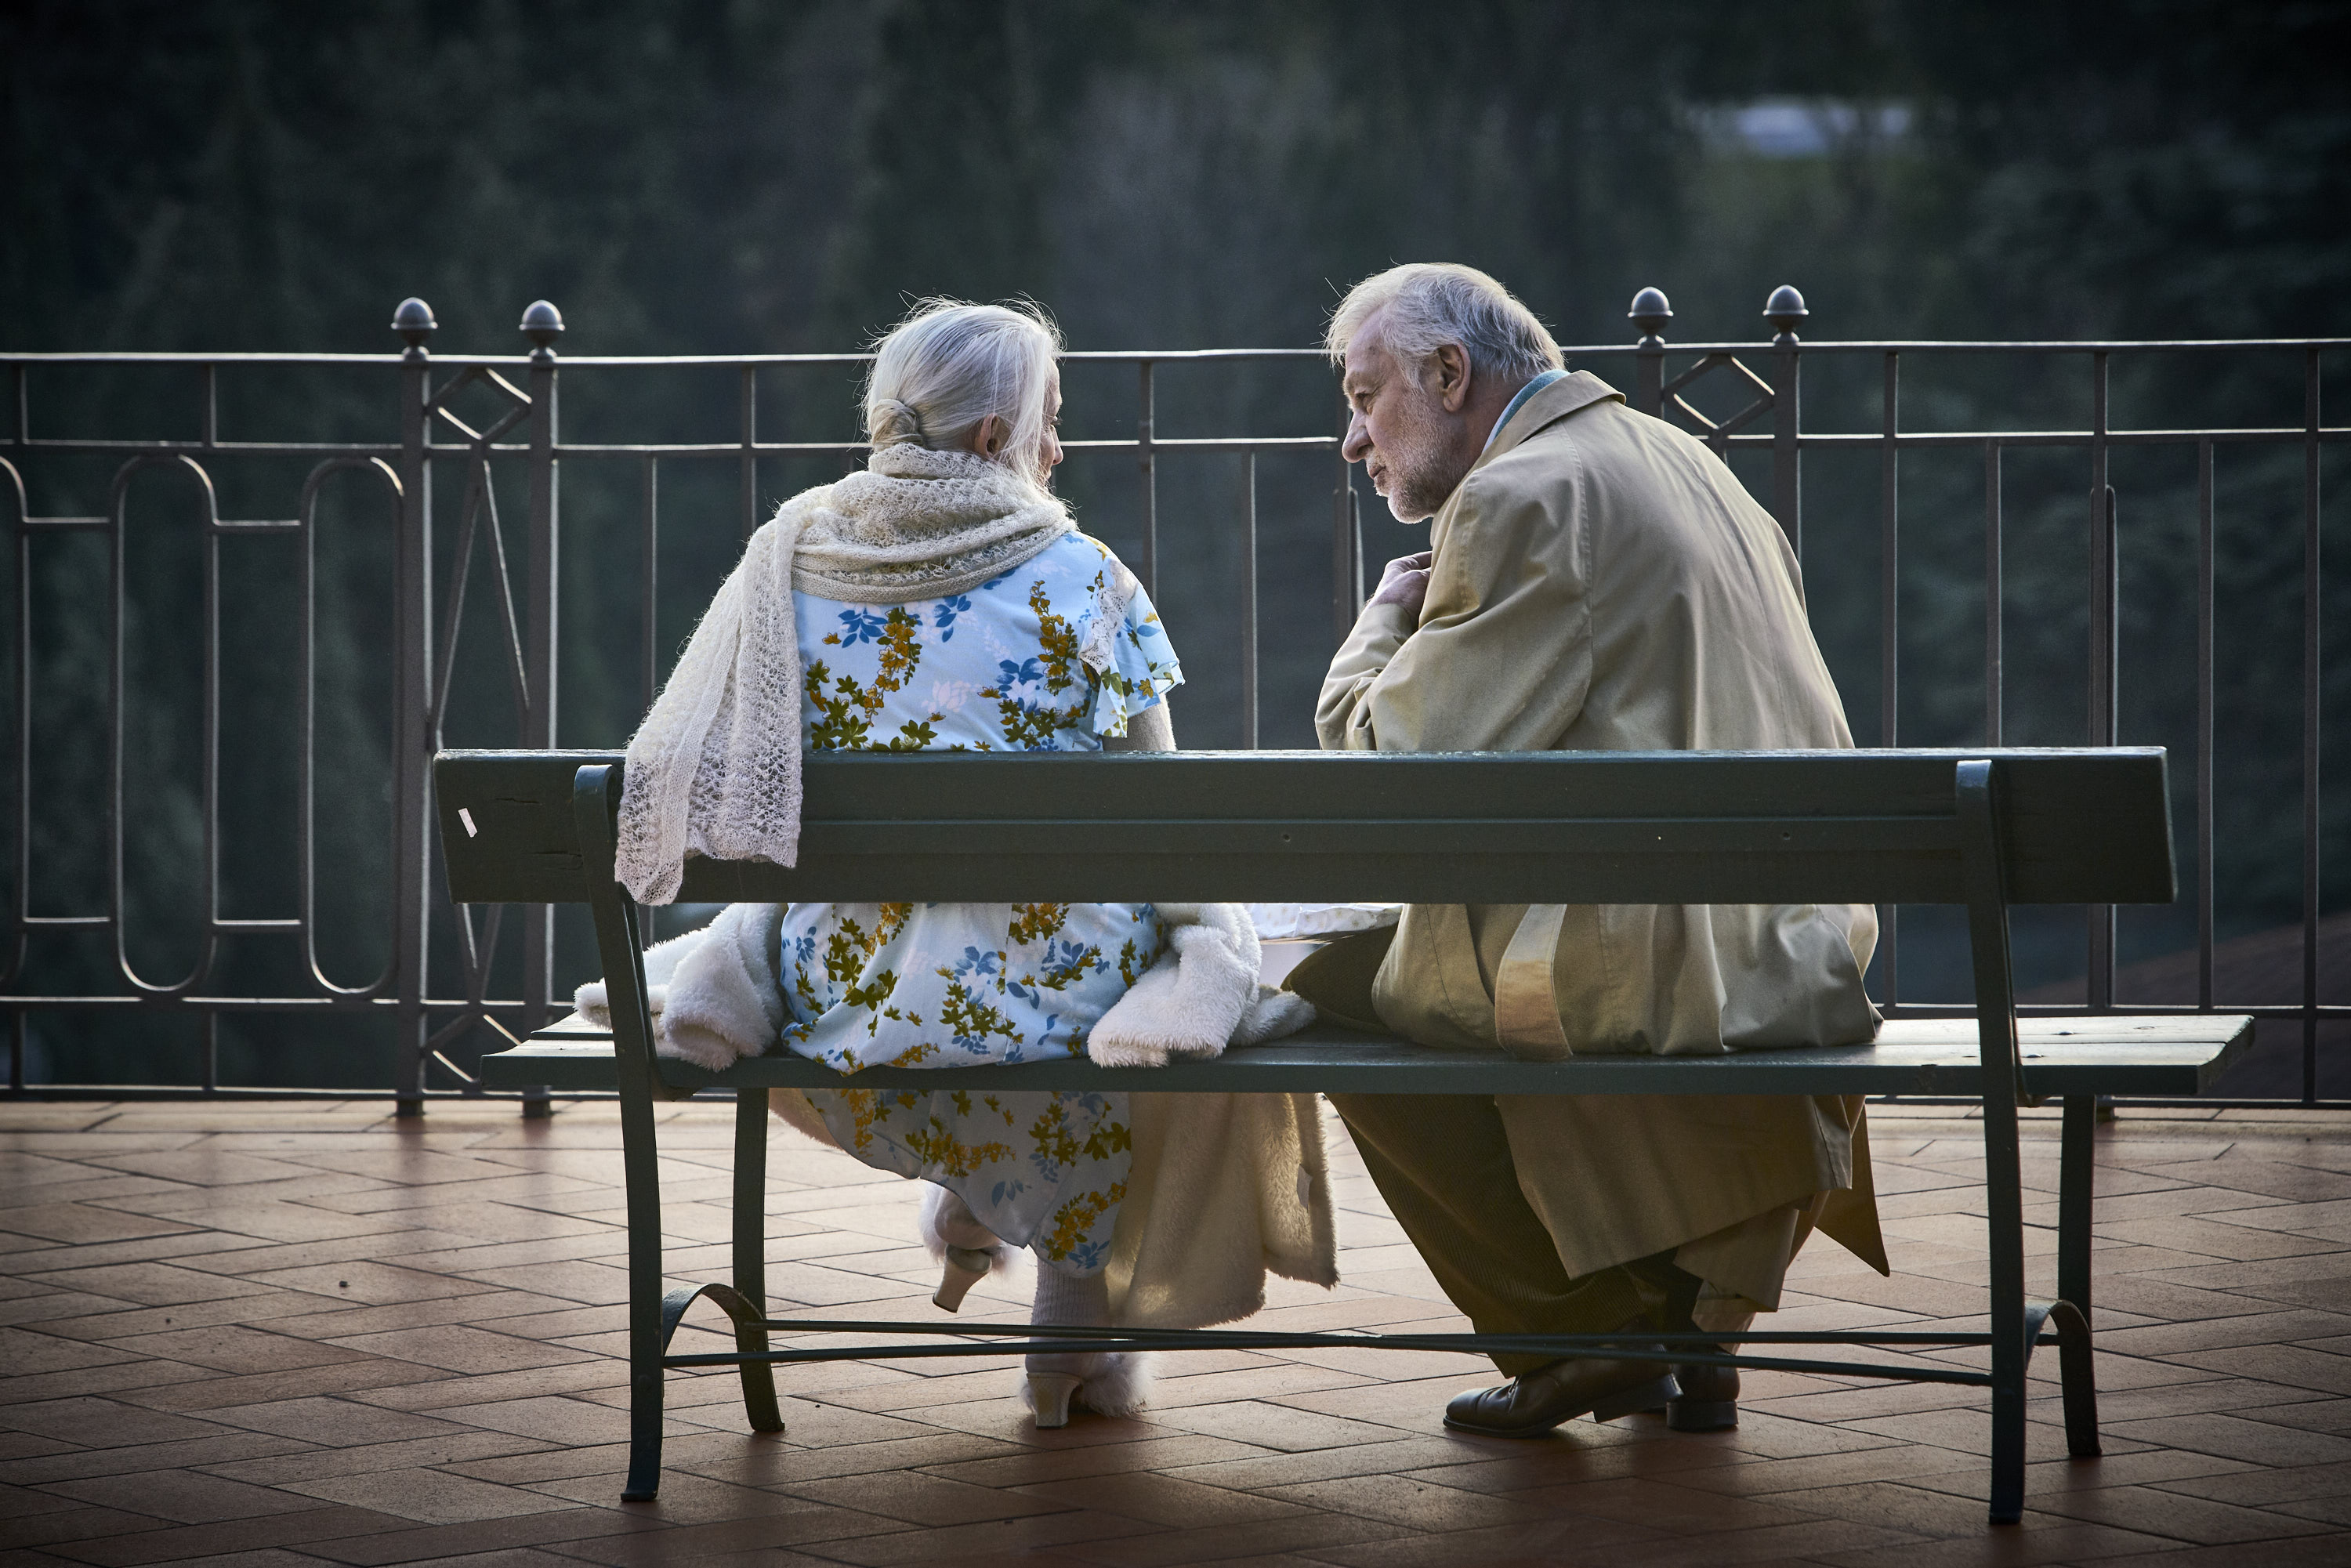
[2,0,2347,1082]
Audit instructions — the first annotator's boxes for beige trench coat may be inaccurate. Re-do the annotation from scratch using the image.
[1317,371,1886,1298]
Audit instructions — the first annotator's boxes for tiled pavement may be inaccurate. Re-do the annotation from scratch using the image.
[4,1099,2351,1566]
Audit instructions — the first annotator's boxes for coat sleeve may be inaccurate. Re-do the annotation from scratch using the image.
[1314,459,1594,754]
[1314,602,1416,749]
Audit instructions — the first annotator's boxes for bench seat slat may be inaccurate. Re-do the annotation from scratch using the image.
[668,853,1991,907]
[719,816,1965,856]
[480,1013,2250,1099]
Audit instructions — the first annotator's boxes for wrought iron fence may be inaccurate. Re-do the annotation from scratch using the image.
[2,290,2345,1110]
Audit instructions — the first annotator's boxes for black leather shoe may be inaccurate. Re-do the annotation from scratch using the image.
[1664,1356,1739,1431]
[1443,1353,1682,1438]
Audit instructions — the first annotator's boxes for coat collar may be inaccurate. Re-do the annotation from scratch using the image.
[1475,370,1624,469]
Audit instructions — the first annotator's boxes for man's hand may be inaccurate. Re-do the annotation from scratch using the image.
[1368,550,1433,617]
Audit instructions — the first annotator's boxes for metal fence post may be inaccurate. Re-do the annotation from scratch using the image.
[1766,286,1806,561]
[1331,393,1357,646]
[391,298,437,1117]
[1138,362,1157,599]
[520,302,563,1117]
[1629,288,1671,418]
[1986,443,2004,744]
[2088,351,2116,1010]
[1240,449,1259,748]
[738,365,757,544]
[2304,346,2323,1102]
[1879,343,1901,1009]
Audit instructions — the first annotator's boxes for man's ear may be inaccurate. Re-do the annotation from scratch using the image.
[1433,343,1473,414]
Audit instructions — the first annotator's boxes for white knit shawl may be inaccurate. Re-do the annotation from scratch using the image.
[614,444,1074,905]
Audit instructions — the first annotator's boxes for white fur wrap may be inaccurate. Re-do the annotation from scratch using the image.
[572,904,785,1070]
[1085,902,1316,1067]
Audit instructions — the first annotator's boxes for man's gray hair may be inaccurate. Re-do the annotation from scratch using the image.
[1325,263,1563,387]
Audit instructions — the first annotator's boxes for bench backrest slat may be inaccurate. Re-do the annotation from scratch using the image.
[435,748,2175,909]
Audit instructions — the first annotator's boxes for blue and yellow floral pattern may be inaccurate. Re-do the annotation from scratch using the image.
[782,534,1181,1271]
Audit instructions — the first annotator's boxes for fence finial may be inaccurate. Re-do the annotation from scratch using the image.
[520,300,565,362]
[1765,284,1808,344]
[392,297,437,361]
[1628,287,1673,346]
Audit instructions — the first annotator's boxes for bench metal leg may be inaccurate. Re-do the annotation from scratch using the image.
[614,898,668,1504]
[2056,1095,2103,1458]
[572,766,672,1502]
[1983,1090,2029,1525]
[1958,759,2029,1526]
[732,1088,784,1435]
[618,1135,665,1496]
[2047,1299,2099,1458]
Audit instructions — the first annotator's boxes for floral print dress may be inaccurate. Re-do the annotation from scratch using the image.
[781,534,1182,1275]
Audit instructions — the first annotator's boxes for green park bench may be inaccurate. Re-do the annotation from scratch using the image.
[437,746,2248,1524]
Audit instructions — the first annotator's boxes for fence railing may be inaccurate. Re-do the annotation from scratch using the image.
[3,289,2345,1110]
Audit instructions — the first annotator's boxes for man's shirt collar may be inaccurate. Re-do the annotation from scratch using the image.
[1481,368,1569,454]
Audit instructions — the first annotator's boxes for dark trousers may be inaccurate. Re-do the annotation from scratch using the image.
[1331,1091,1696,1376]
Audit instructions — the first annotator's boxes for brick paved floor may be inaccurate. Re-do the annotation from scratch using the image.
[3,1098,2350,1566]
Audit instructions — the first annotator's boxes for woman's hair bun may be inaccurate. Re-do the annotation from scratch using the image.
[861,299,1063,480]
[868,397,926,448]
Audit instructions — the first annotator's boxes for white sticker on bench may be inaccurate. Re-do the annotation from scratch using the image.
[458,807,478,838]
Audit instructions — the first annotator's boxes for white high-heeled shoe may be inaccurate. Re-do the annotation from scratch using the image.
[1025,1371,1084,1428]
[1024,1257,1150,1427]
[918,1186,1007,1313]
[935,1244,998,1312]
[1023,1352,1150,1429]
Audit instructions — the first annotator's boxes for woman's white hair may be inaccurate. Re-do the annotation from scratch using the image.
[1324,263,1562,387]
[864,298,1063,483]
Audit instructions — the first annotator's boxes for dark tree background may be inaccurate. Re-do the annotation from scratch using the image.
[3,0,2348,1088]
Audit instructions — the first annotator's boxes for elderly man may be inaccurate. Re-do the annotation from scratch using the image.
[1306,263,1886,1438]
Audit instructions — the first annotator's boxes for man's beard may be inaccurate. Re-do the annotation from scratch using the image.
[1377,398,1464,522]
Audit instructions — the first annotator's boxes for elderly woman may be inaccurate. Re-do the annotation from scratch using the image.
[597,299,1329,1428]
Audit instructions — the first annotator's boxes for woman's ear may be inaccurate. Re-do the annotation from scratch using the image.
[970,414,1009,458]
